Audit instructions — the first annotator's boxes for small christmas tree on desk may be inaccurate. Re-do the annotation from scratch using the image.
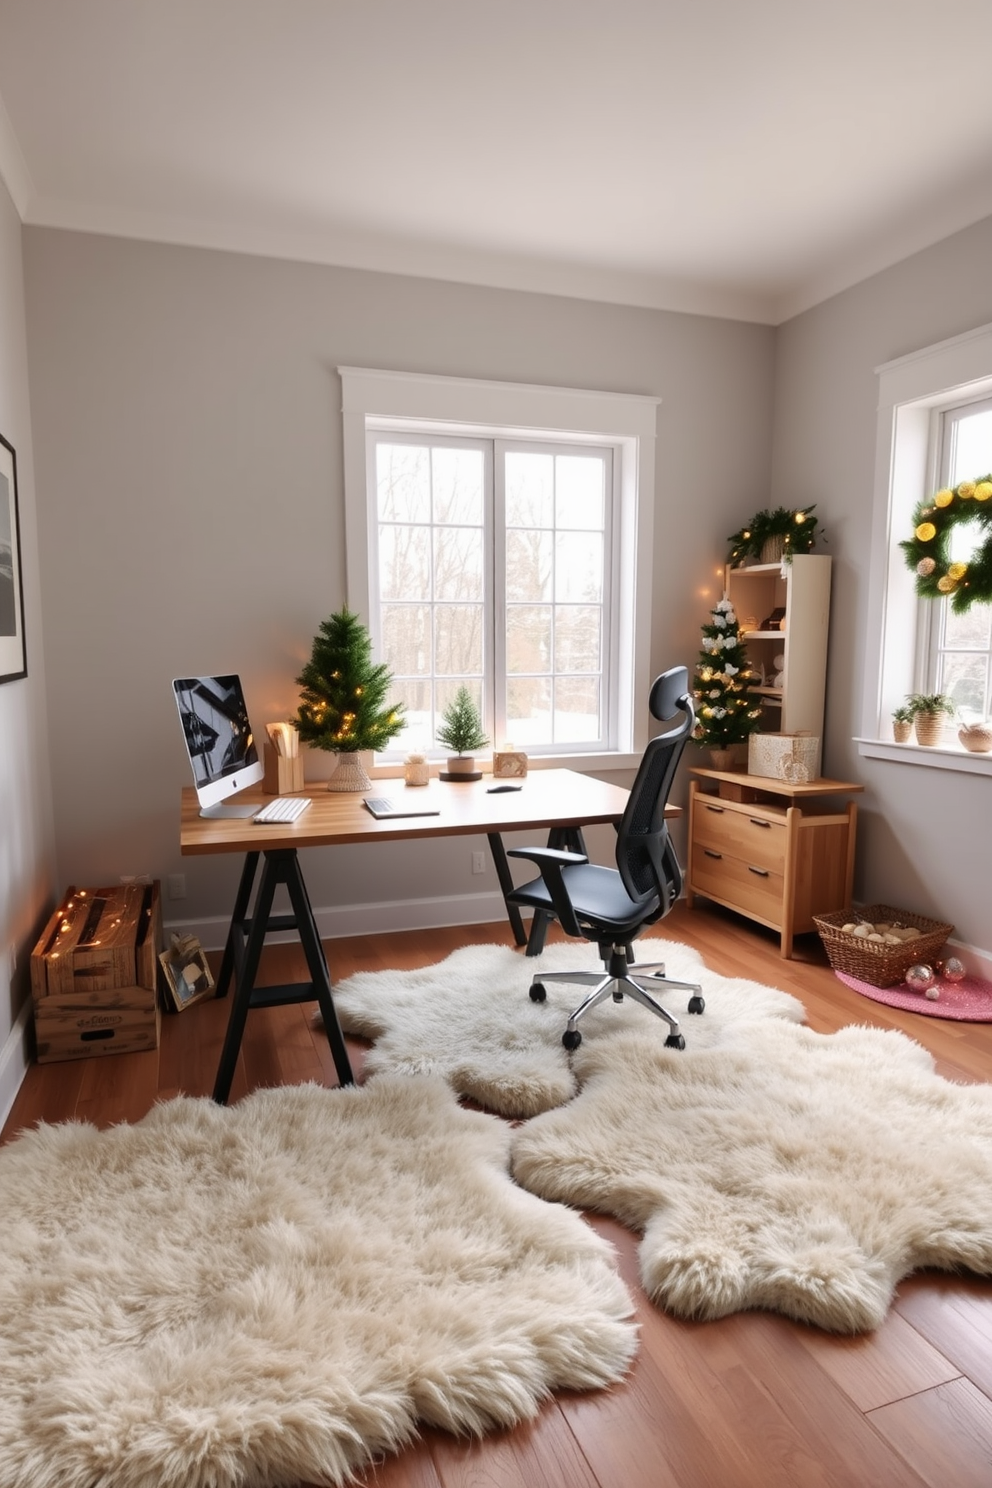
[692,596,762,771]
[294,607,404,791]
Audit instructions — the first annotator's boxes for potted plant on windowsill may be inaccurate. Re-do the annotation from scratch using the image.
[906,692,955,747]
[437,686,489,780]
[891,705,914,743]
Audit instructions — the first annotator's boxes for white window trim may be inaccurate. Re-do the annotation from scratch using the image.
[860,320,992,777]
[339,367,659,773]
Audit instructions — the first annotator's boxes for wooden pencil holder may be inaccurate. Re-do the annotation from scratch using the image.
[263,743,304,794]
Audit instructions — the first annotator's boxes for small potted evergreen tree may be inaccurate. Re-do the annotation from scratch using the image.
[293,607,405,791]
[436,685,489,780]
[692,596,763,770]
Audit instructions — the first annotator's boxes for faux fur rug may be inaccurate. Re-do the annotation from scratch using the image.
[0,1079,636,1488]
[333,939,806,1116]
[336,940,992,1333]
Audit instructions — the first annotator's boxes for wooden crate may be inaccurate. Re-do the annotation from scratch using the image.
[30,881,162,1062]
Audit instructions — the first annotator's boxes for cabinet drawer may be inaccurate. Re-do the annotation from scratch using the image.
[692,800,787,872]
[690,842,785,926]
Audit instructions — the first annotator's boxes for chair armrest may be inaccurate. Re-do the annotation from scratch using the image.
[506,846,588,868]
[506,845,587,938]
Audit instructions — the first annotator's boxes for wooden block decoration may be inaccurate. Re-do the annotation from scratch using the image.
[263,742,305,794]
[30,881,162,1063]
[493,750,528,779]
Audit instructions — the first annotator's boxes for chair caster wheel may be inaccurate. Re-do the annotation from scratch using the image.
[665,1033,686,1050]
[688,995,705,1014]
[562,1029,582,1051]
[529,982,547,1003]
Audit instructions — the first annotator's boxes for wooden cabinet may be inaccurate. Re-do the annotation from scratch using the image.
[686,769,862,958]
[725,553,832,760]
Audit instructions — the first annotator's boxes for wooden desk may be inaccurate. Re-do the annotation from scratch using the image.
[180,769,633,1102]
[686,768,863,958]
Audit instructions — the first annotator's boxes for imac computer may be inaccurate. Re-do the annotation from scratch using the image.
[173,674,264,818]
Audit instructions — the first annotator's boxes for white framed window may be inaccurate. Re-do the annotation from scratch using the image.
[861,321,992,774]
[921,397,992,719]
[340,368,659,769]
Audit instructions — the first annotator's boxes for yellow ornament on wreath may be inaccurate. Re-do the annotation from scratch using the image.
[901,472,992,613]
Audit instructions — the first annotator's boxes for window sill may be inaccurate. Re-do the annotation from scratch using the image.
[856,737,992,776]
[370,750,641,779]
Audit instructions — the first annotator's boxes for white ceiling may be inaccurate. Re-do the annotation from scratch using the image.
[2,0,992,325]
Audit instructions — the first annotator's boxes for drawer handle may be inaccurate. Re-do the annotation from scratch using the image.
[705,805,725,814]
[703,849,723,860]
[747,865,769,877]
[748,818,771,828]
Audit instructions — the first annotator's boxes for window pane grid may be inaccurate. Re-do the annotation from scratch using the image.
[928,399,992,722]
[374,433,611,756]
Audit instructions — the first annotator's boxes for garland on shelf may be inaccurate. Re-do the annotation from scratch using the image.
[900,476,992,613]
[726,505,821,567]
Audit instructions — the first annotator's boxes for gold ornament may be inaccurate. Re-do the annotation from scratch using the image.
[934,488,955,507]
[958,481,976,498]
[937,575,956,592]
[976,482,992,502]
[915,521,937,542]
[948,561,968,581]
[917,557,936,577]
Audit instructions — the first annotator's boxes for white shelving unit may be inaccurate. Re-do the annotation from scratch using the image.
[725,553,832,765]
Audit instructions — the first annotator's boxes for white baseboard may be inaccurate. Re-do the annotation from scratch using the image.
[165,888,514,954]
[948,935,992,981]
[0,998,33,1133]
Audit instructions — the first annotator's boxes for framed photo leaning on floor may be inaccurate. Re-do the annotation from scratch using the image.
[0,431,26,685]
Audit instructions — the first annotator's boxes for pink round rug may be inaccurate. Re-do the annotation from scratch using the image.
[835,969,992,1022]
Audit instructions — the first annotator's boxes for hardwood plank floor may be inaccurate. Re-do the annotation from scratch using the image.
[4,900,992,1488]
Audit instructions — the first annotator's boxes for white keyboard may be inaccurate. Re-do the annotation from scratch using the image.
[253,796,312,825]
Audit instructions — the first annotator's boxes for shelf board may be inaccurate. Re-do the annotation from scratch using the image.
[741,630,784,640]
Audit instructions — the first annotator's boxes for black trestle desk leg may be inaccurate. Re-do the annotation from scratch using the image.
[212,851,279,1104]
[211,848,354,1106]
[487,831,528,947]
[214,851,260,1000]
[281,850,354,1090]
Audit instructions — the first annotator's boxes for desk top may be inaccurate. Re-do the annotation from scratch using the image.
[180,768,636,856]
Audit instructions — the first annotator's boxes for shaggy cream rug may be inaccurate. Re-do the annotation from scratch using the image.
[0,1078,636,1488]
[336,940,992,1334]
[333,938,806,1116]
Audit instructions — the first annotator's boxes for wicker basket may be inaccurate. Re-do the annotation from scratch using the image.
[813,904,954,988]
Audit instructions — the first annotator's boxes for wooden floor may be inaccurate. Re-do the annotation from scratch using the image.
[5,900,992,1488]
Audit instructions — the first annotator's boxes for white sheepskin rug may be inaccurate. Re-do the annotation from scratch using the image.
[333,938,805,1117]
[0,1077,637,1488]
[336,940,992,1333]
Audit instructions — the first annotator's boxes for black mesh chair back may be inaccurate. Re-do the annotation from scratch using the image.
[614,667,694,916]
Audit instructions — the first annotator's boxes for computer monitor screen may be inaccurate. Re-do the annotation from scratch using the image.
[172,674,264,817]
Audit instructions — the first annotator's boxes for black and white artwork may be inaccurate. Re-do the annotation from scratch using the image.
[0,432,26,683]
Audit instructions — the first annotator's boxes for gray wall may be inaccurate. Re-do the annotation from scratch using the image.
[772,214,992,954]
[0,177,55,1104]
[22,229,775,942]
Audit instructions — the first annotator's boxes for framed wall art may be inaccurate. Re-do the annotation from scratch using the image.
[0,431,26,684]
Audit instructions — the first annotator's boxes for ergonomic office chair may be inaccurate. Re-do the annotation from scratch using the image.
[505,666,703,1051]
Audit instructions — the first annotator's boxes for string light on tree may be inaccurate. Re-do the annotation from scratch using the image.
[692,597,763,751]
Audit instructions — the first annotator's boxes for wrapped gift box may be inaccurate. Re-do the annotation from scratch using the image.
[748,731,821,782]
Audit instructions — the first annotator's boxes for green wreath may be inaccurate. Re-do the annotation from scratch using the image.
[901,475,992,613]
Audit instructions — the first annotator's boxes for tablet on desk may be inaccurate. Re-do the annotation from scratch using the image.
[363,796,441,820]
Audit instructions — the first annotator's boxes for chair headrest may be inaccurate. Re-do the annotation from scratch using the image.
[648,666,690,722]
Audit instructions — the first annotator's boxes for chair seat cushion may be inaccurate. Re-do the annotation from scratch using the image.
[508,863,659,937]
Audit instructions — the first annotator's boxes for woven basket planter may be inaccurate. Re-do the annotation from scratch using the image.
[913,710,948,746]
[759,535,785,564]
[892,720,912,743]
[814,904,954,987]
